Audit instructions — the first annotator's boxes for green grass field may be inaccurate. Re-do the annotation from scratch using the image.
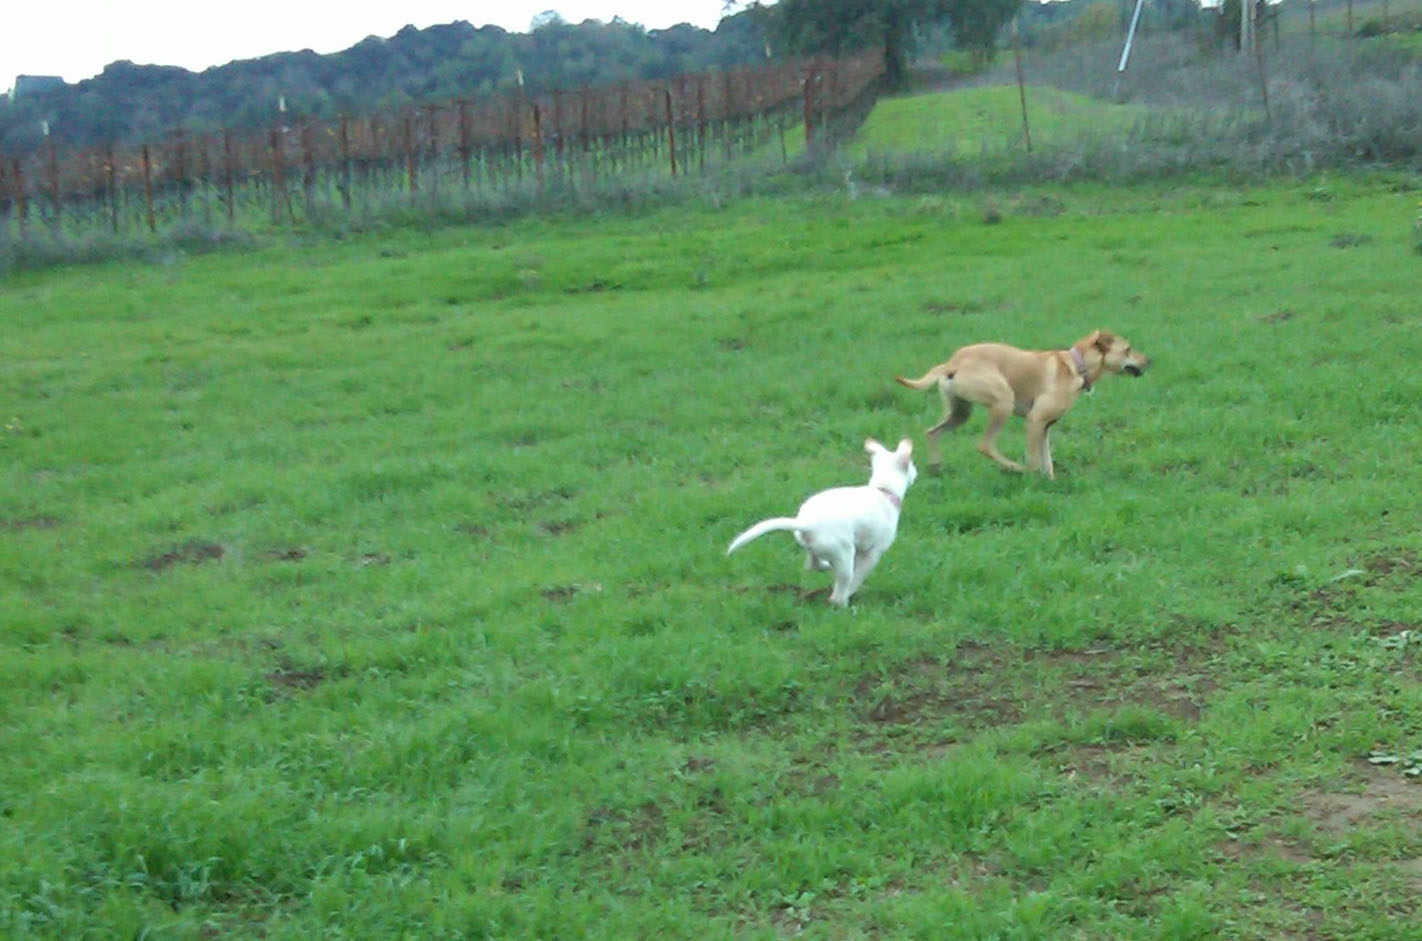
[4,172,1422,938]
[850,85,1147,158]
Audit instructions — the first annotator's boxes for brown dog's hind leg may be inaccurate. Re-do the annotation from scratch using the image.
[978,402,1025,473]
[924,393,972,467]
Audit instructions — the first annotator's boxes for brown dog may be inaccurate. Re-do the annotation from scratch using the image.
[896,330,1149,479]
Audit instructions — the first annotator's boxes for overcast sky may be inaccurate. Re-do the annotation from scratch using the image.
[3,1,741,89]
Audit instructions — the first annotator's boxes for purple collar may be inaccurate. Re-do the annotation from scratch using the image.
[1069,347,1092,392]
[877,487,902,509]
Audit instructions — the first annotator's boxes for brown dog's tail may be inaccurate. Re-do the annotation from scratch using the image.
[895,364,953,391]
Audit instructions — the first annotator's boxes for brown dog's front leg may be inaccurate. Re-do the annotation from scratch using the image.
[1025,416,1060,479]
[1025,419,1048,478]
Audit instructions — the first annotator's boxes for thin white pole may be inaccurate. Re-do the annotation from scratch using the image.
[1113,0,1148,100]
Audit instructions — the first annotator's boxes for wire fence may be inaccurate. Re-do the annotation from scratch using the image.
[0,52,884,241]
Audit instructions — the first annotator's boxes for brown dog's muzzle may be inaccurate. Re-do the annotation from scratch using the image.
[1123,357,1149,377]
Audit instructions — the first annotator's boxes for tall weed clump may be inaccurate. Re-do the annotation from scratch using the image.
[0,223,257,275]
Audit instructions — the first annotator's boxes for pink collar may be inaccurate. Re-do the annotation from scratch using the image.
[877,487,902,509]
[1069,346,1092,391]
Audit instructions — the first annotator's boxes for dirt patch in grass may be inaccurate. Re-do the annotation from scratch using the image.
[854,647,1024,730]
[261,546,308,562]
[1217,834,1315,865]
[503,486,577,512]
[1257,309,1296,324]
[1049,742,1152,790]
[266,665,327,691]
[141,540,225,571]
[1361,549,1420,582]
[1293,547,1422,646]
[922,299,984,316]
[540,582,603,603]
[1361,619,1421,639]
[1304,760,1422,838]
[0,515,61,531]
[726,582,825,605]
[849,639,1219,744]
[1210,760,1422,900]
[778,753,844,799]
[539,517,583,536]
[581,801,666,855]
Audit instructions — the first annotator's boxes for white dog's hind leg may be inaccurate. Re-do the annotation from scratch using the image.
[796,532,830,571]
[821,545,856,607]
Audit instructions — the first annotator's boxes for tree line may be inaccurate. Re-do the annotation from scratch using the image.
[0,13,771,157]
[1,0,1063,160]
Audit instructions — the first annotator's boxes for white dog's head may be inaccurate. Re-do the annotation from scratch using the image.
[865,437,917,493]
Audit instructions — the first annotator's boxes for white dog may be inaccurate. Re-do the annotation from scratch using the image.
[727,438,917,607]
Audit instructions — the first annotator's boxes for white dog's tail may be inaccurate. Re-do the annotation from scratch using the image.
[726,517,802,555]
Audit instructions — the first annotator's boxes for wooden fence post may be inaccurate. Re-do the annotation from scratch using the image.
[803,65,818,146]
[457,101,473,188]
[301,121,317,220]
[618,84,630,173]
[664,88,677,177]
[13,158,28,236]
[268,128,293,224]
[198,134,213,227]
[338,116,353,211]
[105,143,119,233]
[424,104,439,197]
[696,76,707,173]
[141,144,157,233]
[401,112,417,194]
[510,96,524,183]
[532,103,545,190]
[0,159,10,237]
[45,136,61,233]
[579,89,592,181]
[721,70,734,162]
[222,130,236,223]
[173,129,190,218]
[553,89,565,182]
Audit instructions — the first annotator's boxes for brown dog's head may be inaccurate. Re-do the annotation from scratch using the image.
[1091,330,1150,377]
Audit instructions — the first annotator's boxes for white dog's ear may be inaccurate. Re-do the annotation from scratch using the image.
[864,438,884,455]
[895,438,913,456]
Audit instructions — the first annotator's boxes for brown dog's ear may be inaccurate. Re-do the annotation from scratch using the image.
[1093,330,1117,352]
